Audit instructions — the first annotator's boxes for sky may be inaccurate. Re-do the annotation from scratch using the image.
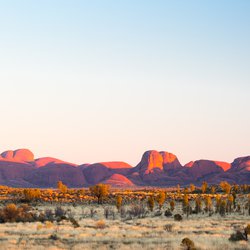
[0,1,249,166]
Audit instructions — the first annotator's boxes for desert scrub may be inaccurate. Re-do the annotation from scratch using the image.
[69,217,80,228]
[181,237,196,250]
[95,220,106,229]
[164,224,174,232]
[0,203,35,223]
[174,214,183,221]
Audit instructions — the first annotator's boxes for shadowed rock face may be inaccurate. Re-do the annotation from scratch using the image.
[24,163,86,188]
[185,160,225,180]
[0,148,249,187]
[230,156,250,172]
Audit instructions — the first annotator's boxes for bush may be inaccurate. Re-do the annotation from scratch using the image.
[147,196,154,212]
[174,214,183,221]
[95,220,105,229]
[0,203,35,223]
[181,237,196,250]
[116,196,123,211]
[244,224,250,241]
[128,203,147,218]
[49,233,59,240]
[164,209,172,217]
[1,204,19,222]
[57,181,68,193]
[104,206,114,219]
[89,184,110,204]
[23,189,41,201]
[54,206,66,218]
[229,230,247,241]
[154,211,162,217]
[164,224,174,232]
[45,209,54,221]
[69,217,80,228]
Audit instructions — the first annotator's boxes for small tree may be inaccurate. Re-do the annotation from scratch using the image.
[89,184,110,204]
[170,200,175,211]
[147,196,154,212]
[23,189,41,201]
[190,183,195,193]
[227,194,234,213]
[177,184,180,194]
[204,195,212,212]
[116,195,123,211]
[156,191,166,210]
[211,186,216,194]
[182,194,190,217]
[215,195,221,213]
[195,196,202,213]
[219,200,226,216]
[201,181,208,194]
[220,181,231,194]
[57,181,68,193]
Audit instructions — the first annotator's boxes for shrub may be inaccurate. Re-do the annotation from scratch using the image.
[164,209,172,217]
[45,209,54,221]
[229,230,247,241]
[104,206,114,219]
[164,224,174,232]
[170,200,175,211]
[116,195,122,211]
[49,233,59,240]
[23,189,41,201]
[69,217,80,228]
[57,181,68,193]
[201,181,208,194]
[90,208,97,218]
[195,196,202,213]
[219,200,226,216]
[95,220,105,229]
[154,211,162,217]
[54,206,66,218]
[181,237,196,250]
[2,203,19,222]
[45,221,54,229]
[147,196,155,212]
[120,206,126,219]
[220,181,231,194]
[89,184,110,204]
[245,224,250,240]
[174,214,183,221]
[156,191,165,210]
[0,203,35,223]
[128,203,147,218]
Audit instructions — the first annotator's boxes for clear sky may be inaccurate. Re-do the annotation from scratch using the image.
[0,1,249,166]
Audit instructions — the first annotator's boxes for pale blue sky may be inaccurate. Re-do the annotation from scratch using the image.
[0,1,249,165]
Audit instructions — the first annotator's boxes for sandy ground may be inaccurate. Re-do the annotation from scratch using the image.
[0,204,249,250]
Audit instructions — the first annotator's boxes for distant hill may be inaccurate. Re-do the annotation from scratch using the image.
[0,148,249,187]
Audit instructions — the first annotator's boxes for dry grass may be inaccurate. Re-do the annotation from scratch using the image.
[0,203,249,250]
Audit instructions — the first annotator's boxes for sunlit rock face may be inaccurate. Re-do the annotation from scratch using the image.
[1,149,34,162]
[0,148,249,187]
[103,174,134,187]
[160,151,182,170]
[34,157,77,168]
[135,150,182,175]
